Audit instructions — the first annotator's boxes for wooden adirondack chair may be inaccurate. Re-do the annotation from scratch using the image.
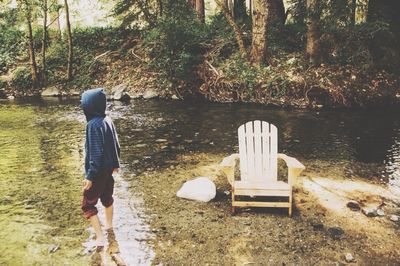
[220,120,305,216]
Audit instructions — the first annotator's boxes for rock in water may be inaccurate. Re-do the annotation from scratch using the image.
[111,84,130,101]
[346,200,361,211]
[345,253,354,262]
[376,209,385,216]
[41,87,60,97]
[362,207,378,217]
[48,244,60,253]
[143,89,158,99]
[328,227,344,240]
[176,177,216,202]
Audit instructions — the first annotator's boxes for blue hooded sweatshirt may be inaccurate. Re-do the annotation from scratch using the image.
[81,88,120,181]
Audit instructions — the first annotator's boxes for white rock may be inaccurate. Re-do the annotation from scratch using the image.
[41,87,60,97]
[176,177,216,203]
[345,253,354,262]
[69,90,80,96]
[7,95,15,100]
[143,89,158,99]
[390,215,399,222]
[171,94,179,100]
[111,84,130,101]
[376,209,385,216]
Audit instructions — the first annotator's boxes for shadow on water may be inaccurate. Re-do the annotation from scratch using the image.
[0,97,399,264]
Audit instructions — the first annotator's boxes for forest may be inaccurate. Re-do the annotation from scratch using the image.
[0,0,399,108]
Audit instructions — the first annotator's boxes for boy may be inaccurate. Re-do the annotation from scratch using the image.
[81,88,120,247]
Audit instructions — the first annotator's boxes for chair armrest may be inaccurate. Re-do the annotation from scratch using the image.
[219,153,239,186]
[278,153,305,186]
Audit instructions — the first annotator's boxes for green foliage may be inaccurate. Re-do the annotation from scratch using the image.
[220,53,258,92]
[142,1,208,84]
[72,27,132,52]
[10,67,32,90]
[0,8,26,73]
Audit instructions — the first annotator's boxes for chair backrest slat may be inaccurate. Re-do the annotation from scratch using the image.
[238,121,278,182]
[238,125,248,180]
[245,122,255,179]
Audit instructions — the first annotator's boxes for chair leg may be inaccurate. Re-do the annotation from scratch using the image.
[288,194,293,217]
[231,189,236,215]
[231,206,237,215]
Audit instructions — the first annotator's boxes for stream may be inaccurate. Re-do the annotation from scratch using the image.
[0,97,399,265]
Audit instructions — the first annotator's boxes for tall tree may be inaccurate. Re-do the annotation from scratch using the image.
[41,0,48,85]
[250,0,270,65]
[64,0,73,81]
[350,0,356,25]
[18,0,39,88]
[233,0,247,21]
[216,0,247,59]
[306,0,321,66]
[195,0,205,22]
[268,0,285,27]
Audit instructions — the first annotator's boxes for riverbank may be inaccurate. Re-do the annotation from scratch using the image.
[2,55,400,109]
[1,32,399,108]
[137,152,400,265]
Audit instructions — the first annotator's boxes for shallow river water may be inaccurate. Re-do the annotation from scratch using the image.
[0,98,399,265]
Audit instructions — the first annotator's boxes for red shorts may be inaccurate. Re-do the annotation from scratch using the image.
[81,172,114,219]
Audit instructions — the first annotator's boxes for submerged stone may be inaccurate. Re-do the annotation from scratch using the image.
[328,227,344,240]
[362,207,378,217]
[346,200,361,211]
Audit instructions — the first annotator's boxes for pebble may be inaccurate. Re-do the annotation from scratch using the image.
[135,144,147,148]
[311,222,324,231]
[155,139,168,142]
[376,209,385,216]
[345,253,354,262]
[389,215,399,222]
[328,227,344,240]
[346,200,360,211]
[362,207,378,217]
[48,244,60,253]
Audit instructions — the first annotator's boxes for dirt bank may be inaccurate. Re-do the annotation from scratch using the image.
[134,153,400,265]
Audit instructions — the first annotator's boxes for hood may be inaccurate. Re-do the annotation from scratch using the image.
[81,88,107,121]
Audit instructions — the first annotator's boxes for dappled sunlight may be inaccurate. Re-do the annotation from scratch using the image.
[301,175,399,233]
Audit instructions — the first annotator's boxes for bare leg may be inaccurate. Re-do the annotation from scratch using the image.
[105,204,113,229]
[89,215,105,246]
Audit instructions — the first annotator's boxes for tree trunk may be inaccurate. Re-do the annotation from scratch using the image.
[157,0,163,17]
[268,0,285,26]
[234,0,247,21]
[195,0,205,23]
[189,0,196,9]
[24,3,38,88]
[249,0,252,17]
[306,0,321,66]
[41,0,48,85]
[250,0,269,65]
[216,0,248,59]
[350,0,356,25]
[64,0,73,81]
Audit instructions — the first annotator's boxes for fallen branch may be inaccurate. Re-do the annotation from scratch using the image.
[131,49,145,62]
[88,51,119,71]
[205,60,220,77]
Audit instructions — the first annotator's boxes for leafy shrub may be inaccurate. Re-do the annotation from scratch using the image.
[142,1,208,85]
[0,25,25,73]
[10,67,32,90]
